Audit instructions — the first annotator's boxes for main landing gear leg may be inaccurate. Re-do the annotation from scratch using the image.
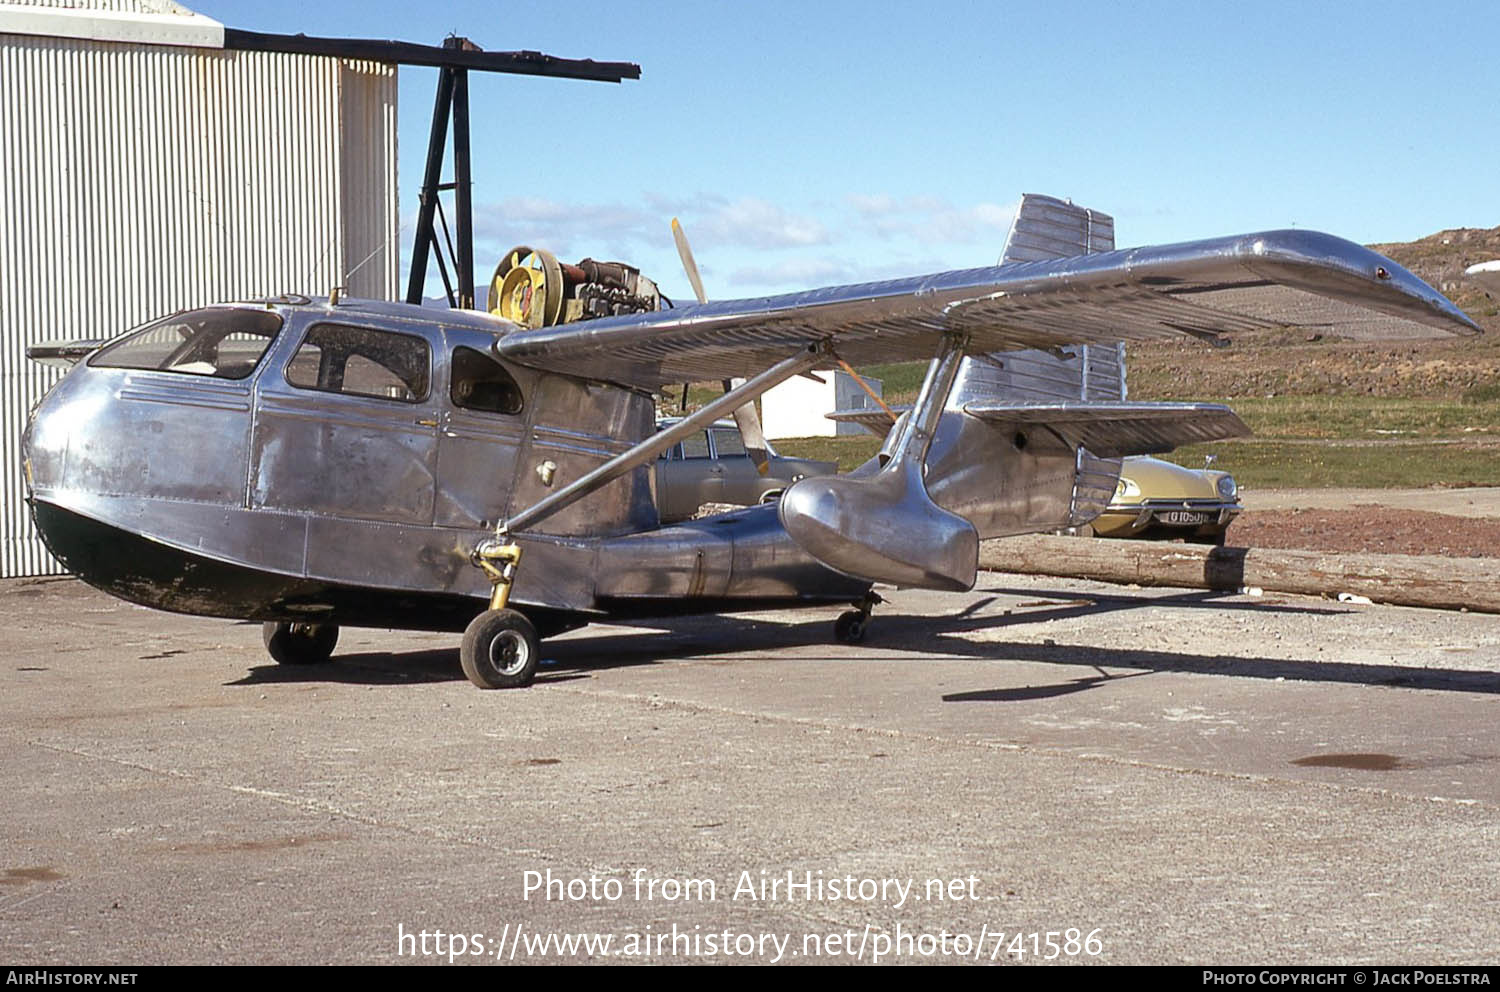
[462,541,540,689]
[834,590,883,645]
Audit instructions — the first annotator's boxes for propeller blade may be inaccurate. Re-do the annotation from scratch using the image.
[723,379,773,476]
[675,218,772,475]
[671,217,708,305]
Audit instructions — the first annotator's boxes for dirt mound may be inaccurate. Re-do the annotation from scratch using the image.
[1128,322,1500,400]
[1230,508,1500,558]
[1372,226,1500,313]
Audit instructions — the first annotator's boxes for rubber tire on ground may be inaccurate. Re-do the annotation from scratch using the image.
[833,610,866,645]
[262,621,339,665]
[460,608,540,689]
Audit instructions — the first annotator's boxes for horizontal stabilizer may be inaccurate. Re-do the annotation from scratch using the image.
[830,401,1250,457]
[827,408,904,434]
[964,401,1250,457]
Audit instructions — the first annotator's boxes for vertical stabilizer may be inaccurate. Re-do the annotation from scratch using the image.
[999,193,1115,264]
[981,194,1125,403]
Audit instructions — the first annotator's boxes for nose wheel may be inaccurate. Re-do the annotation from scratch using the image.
[463,539,542,688]
[833,590,882,645]
[461,608,540,689]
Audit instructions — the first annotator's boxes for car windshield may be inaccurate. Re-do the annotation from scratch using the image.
[90,309,282,379]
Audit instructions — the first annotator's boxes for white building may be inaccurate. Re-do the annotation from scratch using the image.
[761,369,884,440]
[0,0,399,576]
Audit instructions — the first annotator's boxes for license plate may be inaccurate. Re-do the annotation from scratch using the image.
[1158,510,1213,525]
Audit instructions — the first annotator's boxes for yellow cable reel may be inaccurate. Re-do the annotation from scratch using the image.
[489,246,564,328]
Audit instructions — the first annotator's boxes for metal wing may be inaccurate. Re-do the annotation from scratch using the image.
[495,229,1478,390]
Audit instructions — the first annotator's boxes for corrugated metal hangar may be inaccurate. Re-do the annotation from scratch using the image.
[1,0,399,576]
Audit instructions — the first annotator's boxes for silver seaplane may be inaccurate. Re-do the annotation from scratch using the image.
[21,195,1479,688]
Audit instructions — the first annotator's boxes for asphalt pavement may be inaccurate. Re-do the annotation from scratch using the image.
[3,573,1498,964]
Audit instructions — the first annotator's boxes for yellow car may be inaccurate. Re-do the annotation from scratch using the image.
[1089,456,1241,545]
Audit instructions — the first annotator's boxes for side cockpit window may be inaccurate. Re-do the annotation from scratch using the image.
[450,346,524,416]
[286,323,430,403]
[90,309,282,379]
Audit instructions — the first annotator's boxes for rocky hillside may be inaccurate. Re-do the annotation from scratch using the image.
[1128,225,1500,401]
[1372,226,1500,319]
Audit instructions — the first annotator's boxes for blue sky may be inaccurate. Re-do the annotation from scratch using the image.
[189,0,1500,303]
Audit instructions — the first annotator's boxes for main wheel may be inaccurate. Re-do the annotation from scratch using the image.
[833,610,867,645]
[262,621,338,665]
[461,608,540,689]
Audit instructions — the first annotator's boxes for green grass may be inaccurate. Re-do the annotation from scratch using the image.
[1463,383,1500,404]
[1165,442,1500,489]
[855,362,928,404]
[1229,395,1500,439]
[774,435,883,472]
[774,433,1500,489]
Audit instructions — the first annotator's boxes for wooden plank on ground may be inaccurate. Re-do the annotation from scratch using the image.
[977,535,1500,614]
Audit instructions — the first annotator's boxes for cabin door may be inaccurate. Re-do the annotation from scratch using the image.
[433,338,526,530]
[250,319,439,525]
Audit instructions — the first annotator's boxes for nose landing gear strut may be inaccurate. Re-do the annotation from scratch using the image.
[462,542,540,689]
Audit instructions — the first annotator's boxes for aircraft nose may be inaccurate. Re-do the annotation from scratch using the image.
[21,381,71,497]
[21,414,36,493]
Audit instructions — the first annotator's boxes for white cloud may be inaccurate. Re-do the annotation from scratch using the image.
[470,197,660,261]
[727,257,859,290]
[844,193,1017,247]
[663,196,830,251]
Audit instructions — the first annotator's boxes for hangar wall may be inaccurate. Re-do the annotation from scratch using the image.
[0,4,399,576]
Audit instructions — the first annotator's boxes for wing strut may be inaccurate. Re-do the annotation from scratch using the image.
[494,342,826,539]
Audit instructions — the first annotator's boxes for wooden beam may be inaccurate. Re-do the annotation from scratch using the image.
[977,535,1500,615]
[222,29,640,82]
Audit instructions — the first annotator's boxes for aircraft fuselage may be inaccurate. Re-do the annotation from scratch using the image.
[21,299,868,635]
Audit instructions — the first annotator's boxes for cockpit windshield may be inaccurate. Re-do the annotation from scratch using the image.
[90,308,283,379]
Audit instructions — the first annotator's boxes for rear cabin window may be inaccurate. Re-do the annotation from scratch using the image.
[681,431,711,458]
[450,346,524,416]
[90,309,282,379]
[286,324,430,403]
